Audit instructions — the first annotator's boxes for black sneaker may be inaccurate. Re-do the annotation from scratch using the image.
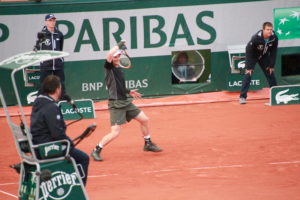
[91,149,103,161]
[144,142,163,152]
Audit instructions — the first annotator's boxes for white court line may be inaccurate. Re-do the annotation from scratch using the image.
[88,173,119,178]
[0,183,18,186]
[0,160,299,198]
[143,164,250,174]
[0,189,18,199]
[188,164,248,170]
[269,161,300,165]
[141,160,300,174]
[144,169,178,174]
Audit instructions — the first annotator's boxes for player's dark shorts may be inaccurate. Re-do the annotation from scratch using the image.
[108,99,141,126]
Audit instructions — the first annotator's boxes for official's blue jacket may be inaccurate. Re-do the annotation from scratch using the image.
[38,26,64,71]
[30,94,72,146]
[245,30,278,70]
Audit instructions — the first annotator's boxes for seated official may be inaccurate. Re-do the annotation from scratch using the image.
[30,75,89,186]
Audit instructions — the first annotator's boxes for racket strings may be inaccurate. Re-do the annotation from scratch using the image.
[120,54,131,69]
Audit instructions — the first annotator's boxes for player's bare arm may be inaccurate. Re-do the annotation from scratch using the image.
[106,46,119,63]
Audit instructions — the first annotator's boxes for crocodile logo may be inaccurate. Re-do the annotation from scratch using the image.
[237,60,245,69]
[27,91,38,104]
[275,89,299,104]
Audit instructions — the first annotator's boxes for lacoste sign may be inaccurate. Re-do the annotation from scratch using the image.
[269,85,300,106]
[59,99,96,120]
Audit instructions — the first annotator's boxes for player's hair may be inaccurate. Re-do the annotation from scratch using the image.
[263,22,273,29]
[42,75,61,95]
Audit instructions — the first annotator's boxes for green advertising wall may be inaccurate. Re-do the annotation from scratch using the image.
[2,47,299,106]
[0,0,300,106]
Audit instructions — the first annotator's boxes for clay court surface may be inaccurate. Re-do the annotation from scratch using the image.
[1,90,300,200]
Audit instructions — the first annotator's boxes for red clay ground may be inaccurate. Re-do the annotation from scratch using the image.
[1,90,300,200]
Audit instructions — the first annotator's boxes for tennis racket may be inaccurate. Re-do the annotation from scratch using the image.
[73,123,97,147]
[119,50,132,69]
[117,40,132,69]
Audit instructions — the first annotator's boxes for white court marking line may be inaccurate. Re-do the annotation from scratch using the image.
[142,160,300,174]
[1,160,299,190]
[87,160,300,177]
[0,189,18,199]
[144,169,179,174]
[88,173,119,178]
[188,164,248,170]
[0,183,18,186]
[269,160,300,165]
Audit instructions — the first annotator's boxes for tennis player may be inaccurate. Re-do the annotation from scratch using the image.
[91,41,162,161]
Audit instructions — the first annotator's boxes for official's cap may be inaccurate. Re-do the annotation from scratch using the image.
[45,14,56,21]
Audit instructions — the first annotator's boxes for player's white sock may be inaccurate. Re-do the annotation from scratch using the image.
[144,135,151,143]
[95,143,103,150]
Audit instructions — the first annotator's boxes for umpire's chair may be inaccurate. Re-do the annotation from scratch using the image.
[0,88,89,200]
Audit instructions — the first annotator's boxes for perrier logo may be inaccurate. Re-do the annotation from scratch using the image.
[40,171,81,200]
[274,7,300,40]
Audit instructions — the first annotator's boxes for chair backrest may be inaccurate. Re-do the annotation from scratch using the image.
[0,88,70,163]
[9,122,36,161]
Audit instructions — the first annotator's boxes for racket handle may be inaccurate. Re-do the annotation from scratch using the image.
[82,123,97,136]
[83,123,96,135]
[118,40,127,50]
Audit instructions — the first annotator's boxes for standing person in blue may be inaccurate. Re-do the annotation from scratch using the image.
[239,22,278,104]
[30,75,89,186]
[91,41,162,162]
[37,14,68,100]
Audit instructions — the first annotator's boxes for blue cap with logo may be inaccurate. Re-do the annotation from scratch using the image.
[45,14,56,21]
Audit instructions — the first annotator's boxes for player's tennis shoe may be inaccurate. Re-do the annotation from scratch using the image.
[144,141,163,152]
[91,149,103,161]
[239,97,246,104]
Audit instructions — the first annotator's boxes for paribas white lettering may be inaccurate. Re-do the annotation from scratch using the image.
[126,79,148,89]
[82,79,148,92]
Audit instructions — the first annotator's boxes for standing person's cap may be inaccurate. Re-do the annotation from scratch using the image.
[45,14,56,21]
